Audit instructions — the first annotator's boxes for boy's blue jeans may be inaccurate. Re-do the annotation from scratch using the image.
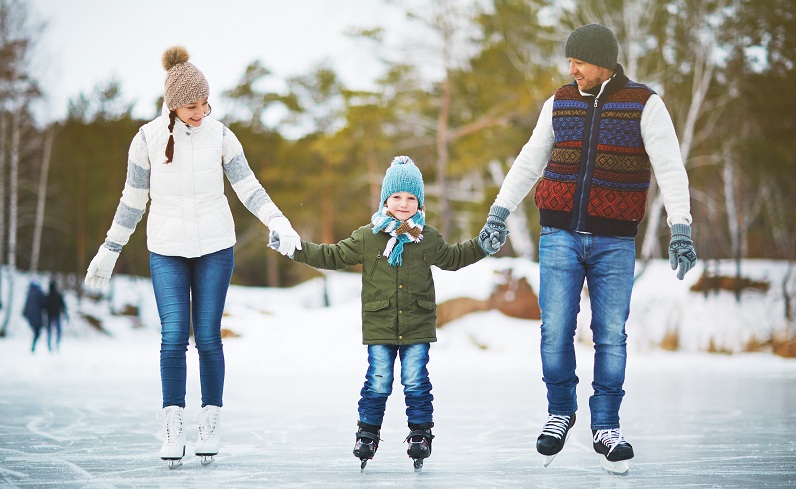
[538,227,635,430]
[358,343,433,427]
[150,247,234,409]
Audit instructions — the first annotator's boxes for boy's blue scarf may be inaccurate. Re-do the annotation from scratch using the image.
[371,207,425,266]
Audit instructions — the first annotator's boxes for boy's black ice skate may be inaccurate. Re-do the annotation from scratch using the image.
[353,422,381,471]
[405,423,434,473]
[592,428,634,476]
[536,413,576,467]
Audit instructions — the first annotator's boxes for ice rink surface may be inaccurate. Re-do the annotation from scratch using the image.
[2,262,795,488]
[2,332,795,488]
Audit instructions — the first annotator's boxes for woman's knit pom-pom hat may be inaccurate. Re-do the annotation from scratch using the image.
[380,155,424,208]
[162,45,209,111]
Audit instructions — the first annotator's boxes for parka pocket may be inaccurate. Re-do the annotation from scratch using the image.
[416,299,436,311]
[363,299,390,312]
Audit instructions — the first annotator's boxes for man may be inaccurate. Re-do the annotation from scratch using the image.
[480,23,697,474]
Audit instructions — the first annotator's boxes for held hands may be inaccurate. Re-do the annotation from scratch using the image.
[267,216,302,257]
[668,223,697,280]
[268,231,295,259]
[84,245,120,289]
[478,205,510,255]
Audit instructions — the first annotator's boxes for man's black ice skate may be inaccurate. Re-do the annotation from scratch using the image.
[536,413,576,467]
[405,423,434,473]
[592,428,634,476]
[353,422,381,471]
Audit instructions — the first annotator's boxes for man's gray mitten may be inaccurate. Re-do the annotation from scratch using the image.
[478,205,510,255]
[668,223,697,280]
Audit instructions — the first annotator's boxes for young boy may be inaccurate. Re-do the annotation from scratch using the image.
[272,156,502,470]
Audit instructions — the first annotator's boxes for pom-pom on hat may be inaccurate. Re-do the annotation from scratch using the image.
[380,155,424,208]
[162,46,209,111]
[564,23,619,70]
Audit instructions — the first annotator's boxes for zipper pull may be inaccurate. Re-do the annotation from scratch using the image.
[594,98,598,108]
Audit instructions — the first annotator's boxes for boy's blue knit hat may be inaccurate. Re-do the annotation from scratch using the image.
[380,155,424,208]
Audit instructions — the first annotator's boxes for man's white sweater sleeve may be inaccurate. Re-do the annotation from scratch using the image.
[494,96,555,212]
[641,94,693,226]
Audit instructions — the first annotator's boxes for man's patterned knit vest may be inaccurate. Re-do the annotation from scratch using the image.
[534,70,655,237]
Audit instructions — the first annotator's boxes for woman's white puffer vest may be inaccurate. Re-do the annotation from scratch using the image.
[142,113,235,258]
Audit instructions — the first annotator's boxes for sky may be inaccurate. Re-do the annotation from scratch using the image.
[1,258,795,487]
[26,0,423,123]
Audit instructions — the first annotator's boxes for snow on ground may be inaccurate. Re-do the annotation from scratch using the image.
[1,258,795,487]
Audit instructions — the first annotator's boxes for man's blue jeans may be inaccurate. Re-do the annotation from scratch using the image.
[150,247,234,409]
[538,227,635,430]
[358,343,433,427]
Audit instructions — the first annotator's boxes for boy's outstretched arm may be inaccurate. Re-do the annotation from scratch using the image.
[271,226,365,270]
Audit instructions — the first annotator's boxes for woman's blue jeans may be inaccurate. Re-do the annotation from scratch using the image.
[358,343,433,427]
[538,227,635,430]
[150,247,234,409]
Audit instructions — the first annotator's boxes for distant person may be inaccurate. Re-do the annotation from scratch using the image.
[23,280,47,352]
[481,24,697,475]
[83,45,302,468]
[272,155,503,471]
[46,279,68,352]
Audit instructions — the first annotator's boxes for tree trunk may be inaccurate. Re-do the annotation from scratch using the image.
[365,136,380,209]
[30,127,54,273]
[436,69,451,236]
[722,159,742,302]
[0,113,6,311]
[320,156,334,244]
[0,107,21,336]
[0,113,6,267]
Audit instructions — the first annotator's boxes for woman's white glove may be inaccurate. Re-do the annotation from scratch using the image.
[85,246,120,289]
[267,216,302,257]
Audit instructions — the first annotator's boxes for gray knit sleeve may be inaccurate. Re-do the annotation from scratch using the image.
[221,126,282,225]
[103,129,150,252]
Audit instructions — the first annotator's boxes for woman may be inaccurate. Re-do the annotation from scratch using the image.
[84,46,300,467]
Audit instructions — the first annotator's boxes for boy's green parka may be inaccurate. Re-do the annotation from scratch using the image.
[293,224,486,346]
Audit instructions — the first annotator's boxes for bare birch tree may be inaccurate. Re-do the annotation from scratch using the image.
[0,105,21,336]
[30,126,53,272]
[0,0,43,336]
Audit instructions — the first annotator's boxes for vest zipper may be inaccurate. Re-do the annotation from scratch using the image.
[575,96,600,231]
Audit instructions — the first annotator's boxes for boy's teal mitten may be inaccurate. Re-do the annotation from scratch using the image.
[668,223,697,280]
[478,205,510,255]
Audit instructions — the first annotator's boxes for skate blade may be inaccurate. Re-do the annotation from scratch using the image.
[413,458,424,473]
[199,455,215,466]
[599,456,629,476]
[541,428,571,468]
[360,459,369,471]
[164,459,183,469]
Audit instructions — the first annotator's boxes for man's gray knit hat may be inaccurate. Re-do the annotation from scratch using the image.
[162,46,209,111]
[564,23,618,70]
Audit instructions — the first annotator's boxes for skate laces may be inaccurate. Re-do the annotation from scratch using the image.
[197,406,220,442]
[161,407,183,445]
[540,414,571,439]
[593,429,626,453]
